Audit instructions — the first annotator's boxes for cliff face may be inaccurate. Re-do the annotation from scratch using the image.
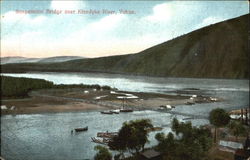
[1,14,249,79]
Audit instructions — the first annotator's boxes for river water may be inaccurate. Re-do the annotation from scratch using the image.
[1,72,249,160]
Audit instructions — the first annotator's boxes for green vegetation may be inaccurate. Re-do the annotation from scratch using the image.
[1,76,112,98]
[93,118,214,160]
[108,119,153,158]
[1,14,249,79]
[155,118,212,160]
[209,108,230,142]
[228,120,247,141]
[94,145,112,160]
[1,76,53,98]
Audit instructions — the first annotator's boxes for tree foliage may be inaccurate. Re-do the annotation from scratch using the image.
[209,108,230,142]
[1,76,113,98]
[228,120,247,141]
[209,108,230,127]
[108,119,153,156]
[94,145,112,160]
[155,118,212,160]
[1,76,53,97]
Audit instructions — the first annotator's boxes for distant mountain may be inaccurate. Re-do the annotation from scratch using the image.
[0,57,41,64]
[0,56,84,64]
[37,56,83,63]
[1,14,249,79]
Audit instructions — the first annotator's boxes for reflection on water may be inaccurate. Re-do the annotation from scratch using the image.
[1,72,249,160]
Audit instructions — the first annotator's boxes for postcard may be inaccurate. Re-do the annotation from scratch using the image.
[1,1,249,160]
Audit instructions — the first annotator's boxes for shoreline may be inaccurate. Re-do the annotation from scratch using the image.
[1,87,221,115]
[2,71,249,81]
[1,103,107,116]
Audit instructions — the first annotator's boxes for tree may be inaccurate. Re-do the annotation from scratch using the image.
[155,132,177,160]
[155,119,212,160]
[228,120,247,141]
[172,118,193,140]
[171,117,180,134]
[108,119,153,155]
[94,145,112,160]
[209,108,230,143]
[108,132,127,159]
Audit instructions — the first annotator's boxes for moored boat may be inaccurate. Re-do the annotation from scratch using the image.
[146,127,163,132]
[91,137,109,145]
[74,126,88,132]
[158,105,174,110]
[119,109,133,112]
[111,109,120,114]
[100,111,113,114]
[186,101,195,105]
[97,131,118,138]
[120,97,133,112]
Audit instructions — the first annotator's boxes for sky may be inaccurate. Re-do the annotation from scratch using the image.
[0,0,249,58]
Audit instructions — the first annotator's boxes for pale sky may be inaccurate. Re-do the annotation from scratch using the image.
[0,0,249,58]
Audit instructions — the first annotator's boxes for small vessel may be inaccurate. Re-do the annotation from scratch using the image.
[146,127,163,132]
[91,137,109,145]
[97,131,118,138]
[74,126,88,132]
[186,101,195,105]
[120,109,133,112]
[119,98,133,112]
[158,105,174,110]
[100,111,113,114]
[111,110,120,114]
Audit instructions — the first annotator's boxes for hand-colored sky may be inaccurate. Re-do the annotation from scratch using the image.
[0,0,249,58]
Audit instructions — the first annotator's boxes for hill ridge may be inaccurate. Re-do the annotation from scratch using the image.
[1,14,249,79]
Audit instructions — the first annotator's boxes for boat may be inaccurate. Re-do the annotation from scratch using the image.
[91,137,109,145]
[111,110,120,114]
[120,109,133,112]
[100,111,113,114]
[158,105,174,110]
[186,101,195,105]
[74,126,88,132]
[119,98,133,112]
[97,131,118,138]
[146,127,163,132]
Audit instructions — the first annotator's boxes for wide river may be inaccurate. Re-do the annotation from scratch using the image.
[1,72,249,160]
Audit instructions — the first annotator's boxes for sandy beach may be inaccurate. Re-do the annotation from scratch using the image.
[1,88,220,115]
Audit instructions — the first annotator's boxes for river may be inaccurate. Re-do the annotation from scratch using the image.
[1,72,249,160]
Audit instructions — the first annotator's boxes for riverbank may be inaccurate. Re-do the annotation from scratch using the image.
[1,88,221,115]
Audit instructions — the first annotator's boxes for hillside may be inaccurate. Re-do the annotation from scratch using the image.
[0,57,41,64]
[37,56,83,63]
[0,56,84,64]
[1,14,249,79]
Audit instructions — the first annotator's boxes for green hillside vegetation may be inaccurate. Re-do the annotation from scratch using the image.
[1,14,249,79]
[1,76,111,98]
[1,76,53,98]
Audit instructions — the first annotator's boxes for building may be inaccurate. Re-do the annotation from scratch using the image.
[139,149,162,160]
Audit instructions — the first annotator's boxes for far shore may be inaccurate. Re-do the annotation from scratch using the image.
[1,88,221,115]
[2,70,248,81]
